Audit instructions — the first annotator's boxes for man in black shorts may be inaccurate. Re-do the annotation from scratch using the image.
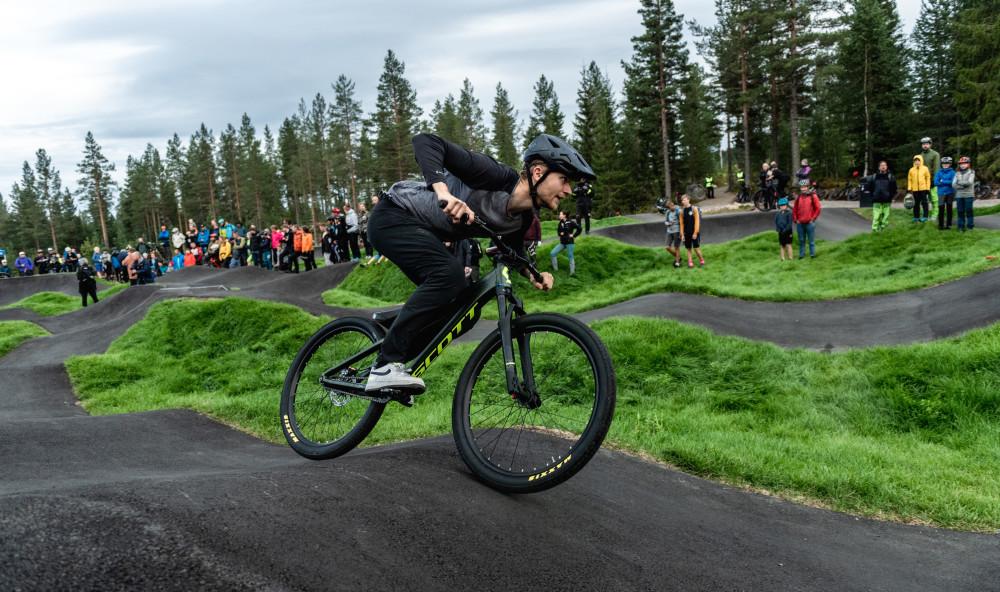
[365,133,596,393]
[679,194,705,268]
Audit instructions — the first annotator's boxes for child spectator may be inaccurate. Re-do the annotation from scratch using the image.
[183,248,196,268]
[301,226,316,271]
[0,259,11,278]
[550,210,582,275]
[934,157,957,230]
[775,198,794,261]
[952,156,976,231]
[92,247,104,278]
[792,179,822,259]
[656,197,682,268]
[14,251,33,276]
[218,236,232,268]
[907,155,931,222]
[171,249,185,271]
[679,194,705,268]
[795,159,812,186]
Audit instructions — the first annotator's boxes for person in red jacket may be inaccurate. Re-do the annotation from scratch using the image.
[792,179,822,259]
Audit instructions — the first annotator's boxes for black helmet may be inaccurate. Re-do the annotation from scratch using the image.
[523,134,597,182]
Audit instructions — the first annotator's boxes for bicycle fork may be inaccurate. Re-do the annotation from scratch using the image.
[496,270,541,410]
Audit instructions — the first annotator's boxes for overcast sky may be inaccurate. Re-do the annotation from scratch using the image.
[0,0,920,200]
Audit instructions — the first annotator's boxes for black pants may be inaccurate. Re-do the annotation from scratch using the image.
[80,286,99,307]
[348,233,361,260]
[913,190,929,219]
[303,251,316,271]
[577,208,591,234]
[706,187,715,199]
[938,195,954,228]
[367,201,466,364]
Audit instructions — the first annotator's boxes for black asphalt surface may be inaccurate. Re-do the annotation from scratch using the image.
[0,272,109,307]
[593,208,872,247]
[3,232,1000,589]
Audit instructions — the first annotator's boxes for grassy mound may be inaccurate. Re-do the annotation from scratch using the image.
[2,284,128,316]
[68,297,1000,530]
[0,320,49,357]
[327,221,1000,314]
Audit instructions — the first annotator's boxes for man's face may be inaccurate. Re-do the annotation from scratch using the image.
[532,166,572,211]
[879,162,888,173]
[922,143,931,151]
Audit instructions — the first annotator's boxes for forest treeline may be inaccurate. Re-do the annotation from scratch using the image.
[1,0,996,252]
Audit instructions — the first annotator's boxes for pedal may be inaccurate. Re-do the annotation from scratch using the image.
[382,388,415,407]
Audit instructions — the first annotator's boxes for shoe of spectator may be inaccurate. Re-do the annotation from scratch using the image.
[673,261,681,268]
[699,258,705,267]
[687,259,694,268]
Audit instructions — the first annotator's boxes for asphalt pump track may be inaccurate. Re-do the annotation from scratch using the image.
[4,263,1000,588]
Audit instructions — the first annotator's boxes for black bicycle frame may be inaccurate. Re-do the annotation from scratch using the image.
[319,258,534,400]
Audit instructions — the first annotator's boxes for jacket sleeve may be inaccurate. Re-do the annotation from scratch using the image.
[412,133,519,193]
[572,221,582,238]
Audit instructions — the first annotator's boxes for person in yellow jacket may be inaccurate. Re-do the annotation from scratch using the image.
[218,236,232,267]
[907,154,932,222]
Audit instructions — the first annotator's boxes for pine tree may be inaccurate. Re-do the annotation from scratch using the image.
[329,75,363,204]
[218,123,244,222]
[623,0,690,199]
[431,95,462,142]
[182,124,219,223]
[372,50,422,183]
[9,163,47,251]
[278,117,306,222]
[490,83,520,167]
[524,74,565,146]
[677,64,722,185]
[835,0,913,174]
[237,113,271,227]
[164,134,186,224]
[76,131,116,248]
[953,0,1000,177]
[456,79,488,153]
[911,0,962,153]
[574,62,627,215]
[34,149,64,251]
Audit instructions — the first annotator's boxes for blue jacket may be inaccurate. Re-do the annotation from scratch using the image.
[775,209,793,233]
[934,167,956,197]
[197,229,210,245]
[172,253,185,270]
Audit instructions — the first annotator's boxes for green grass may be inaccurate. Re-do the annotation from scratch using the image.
[67,297,1000,530]
[539,215,633,237]
[855,202,1000,222]
[328,222,1000,314]
[0,320,49,357]
[323,287,401,309]
[1,284,129,316]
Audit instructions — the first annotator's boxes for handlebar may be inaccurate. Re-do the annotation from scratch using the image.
[437,200,544,284]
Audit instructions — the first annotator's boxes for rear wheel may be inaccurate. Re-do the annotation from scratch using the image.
[280,317,385,460]
[452,313,616,493]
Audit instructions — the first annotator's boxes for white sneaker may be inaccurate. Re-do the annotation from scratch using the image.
[365,362,426,393]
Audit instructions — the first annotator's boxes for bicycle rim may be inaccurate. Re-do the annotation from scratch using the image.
[281,318,385,460]
[455,316,613,490]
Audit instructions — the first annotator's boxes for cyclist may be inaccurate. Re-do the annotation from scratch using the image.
[364,133,596,393]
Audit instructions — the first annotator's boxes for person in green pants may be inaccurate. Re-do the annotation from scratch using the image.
[921,136,941,211]
[867,161,897,231]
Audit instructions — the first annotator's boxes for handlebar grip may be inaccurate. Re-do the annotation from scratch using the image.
[438,199,469,224]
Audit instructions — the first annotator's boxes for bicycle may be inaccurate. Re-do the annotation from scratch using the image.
[279,207,617,493]
[735,182,751,204]
[975,181,994,200]
[752,185,774,211]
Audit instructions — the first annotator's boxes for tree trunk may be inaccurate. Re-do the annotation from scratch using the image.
[788,0,801,174]
[207,171,217,222]
[739,26,752,185]
[656,19,672,199]
[346,113,358,207]
[94,174,110,248]
[863,44,872,177]
[769,72,780,167]
[726,114,735,190]
[230,153,242,223]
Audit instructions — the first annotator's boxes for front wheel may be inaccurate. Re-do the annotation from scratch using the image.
[452,313,616,493]
[280,317,386,460]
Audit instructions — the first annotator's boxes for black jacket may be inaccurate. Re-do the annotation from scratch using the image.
[866,172,898,204]
[557,219,582,245]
